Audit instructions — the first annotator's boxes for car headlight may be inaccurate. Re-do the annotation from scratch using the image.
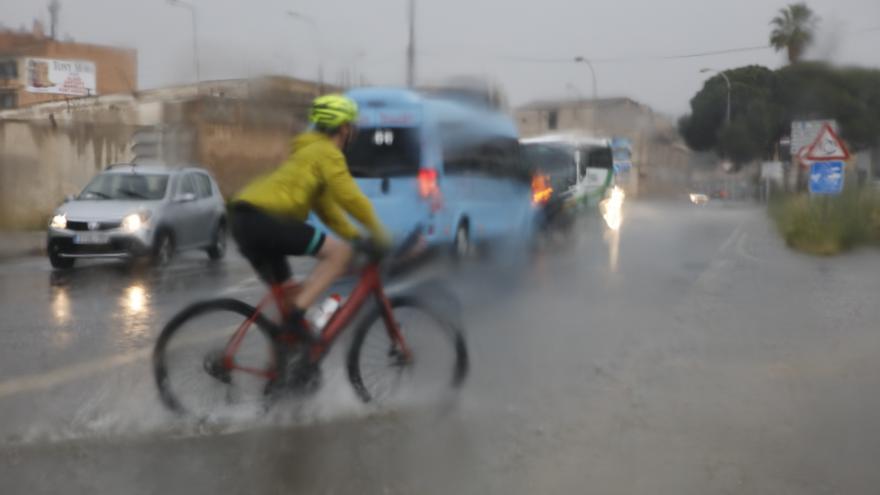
[50,214,67,230]
[122,211,151,232]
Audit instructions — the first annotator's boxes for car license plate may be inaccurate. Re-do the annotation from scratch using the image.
[74,232,109,244]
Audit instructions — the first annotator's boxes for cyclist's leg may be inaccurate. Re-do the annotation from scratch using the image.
[293,235,353,312]
[230,202,325,317]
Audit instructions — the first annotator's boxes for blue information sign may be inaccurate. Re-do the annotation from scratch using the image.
[808,161,844,195]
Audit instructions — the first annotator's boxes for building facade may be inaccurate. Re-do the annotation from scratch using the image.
[0,22,136,109]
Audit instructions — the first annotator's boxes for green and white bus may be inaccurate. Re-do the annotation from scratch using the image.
[519,133,615,207]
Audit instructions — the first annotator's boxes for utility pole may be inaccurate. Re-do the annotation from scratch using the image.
[48,0,60,40]
[168,0,200,83]
[406,0,416,87]
[286,11,324,92]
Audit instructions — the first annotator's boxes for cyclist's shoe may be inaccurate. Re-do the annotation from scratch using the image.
[283,358,322,396]
[266,310,323,397]
[276,309,315,345]
[266,345,322,398]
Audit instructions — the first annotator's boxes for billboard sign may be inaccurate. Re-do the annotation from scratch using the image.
[26,58,97,96]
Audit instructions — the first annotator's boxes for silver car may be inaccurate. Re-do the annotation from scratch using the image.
[47,164,227,269]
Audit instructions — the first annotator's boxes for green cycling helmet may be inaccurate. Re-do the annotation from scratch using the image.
[309,94,359,130]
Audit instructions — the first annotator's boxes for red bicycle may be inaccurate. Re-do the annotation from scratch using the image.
[152,229,469,418]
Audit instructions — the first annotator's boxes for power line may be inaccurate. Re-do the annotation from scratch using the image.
[415,24,880,68]
[367,26,880,70]
[494,44,773,65]
[659,45,771,60]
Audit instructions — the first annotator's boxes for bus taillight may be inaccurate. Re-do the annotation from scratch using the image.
[418,168,443,212]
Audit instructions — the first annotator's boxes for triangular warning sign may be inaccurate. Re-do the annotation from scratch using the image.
[805,124,850,161]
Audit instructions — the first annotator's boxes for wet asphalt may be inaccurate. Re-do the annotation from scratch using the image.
[1,200,879,494]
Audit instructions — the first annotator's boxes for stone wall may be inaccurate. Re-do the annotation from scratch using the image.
[197,122,297,198]
[0,119,134,228]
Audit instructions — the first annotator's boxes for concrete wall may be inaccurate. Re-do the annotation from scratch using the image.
[179,95,311,197]
[197,122,296,198]
[0,77,319,228]
[0,120,134,228]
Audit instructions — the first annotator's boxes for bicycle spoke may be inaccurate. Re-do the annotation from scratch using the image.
[350,302,466,405]
[155,299,278,420]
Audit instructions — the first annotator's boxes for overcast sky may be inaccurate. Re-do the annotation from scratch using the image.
[2,0,879,116]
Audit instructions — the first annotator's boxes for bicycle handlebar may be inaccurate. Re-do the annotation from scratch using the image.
[353,224,425,265]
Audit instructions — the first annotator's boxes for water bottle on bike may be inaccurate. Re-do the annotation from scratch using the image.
[305,294,342,330]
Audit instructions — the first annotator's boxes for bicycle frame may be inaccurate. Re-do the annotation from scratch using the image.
[221,263,412,380]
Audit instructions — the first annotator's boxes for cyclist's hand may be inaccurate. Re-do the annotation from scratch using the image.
[352,235,390,260]
[373,228,393,252]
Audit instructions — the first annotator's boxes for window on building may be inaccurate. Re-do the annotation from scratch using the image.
[0,92,17,109]
[547,110,558,130]
[0,60,18,80]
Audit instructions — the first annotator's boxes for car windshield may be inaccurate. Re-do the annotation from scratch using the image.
[79,173,169,201]
[346,127,421,178]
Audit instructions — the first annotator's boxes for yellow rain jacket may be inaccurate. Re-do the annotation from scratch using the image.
[234,132,388,243]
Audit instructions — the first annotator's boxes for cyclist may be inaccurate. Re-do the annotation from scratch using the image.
[229,94,391,349]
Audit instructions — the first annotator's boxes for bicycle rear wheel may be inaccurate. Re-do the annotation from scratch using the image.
[347,295,469,405]
[153,298,281,420]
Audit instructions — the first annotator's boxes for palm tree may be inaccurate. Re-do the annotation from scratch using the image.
[769,3,818,64]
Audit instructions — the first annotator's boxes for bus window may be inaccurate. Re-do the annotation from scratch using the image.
[345,128,422,178]
[444,135,525,181]
[586,146,613,170]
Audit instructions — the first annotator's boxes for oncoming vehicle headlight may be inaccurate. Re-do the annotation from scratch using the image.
[50,214,67,230]
[122,212,151,232]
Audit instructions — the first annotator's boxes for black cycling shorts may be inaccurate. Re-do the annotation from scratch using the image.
[230,202,326,285]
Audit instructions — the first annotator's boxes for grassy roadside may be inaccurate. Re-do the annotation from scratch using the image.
[769,188,880,255]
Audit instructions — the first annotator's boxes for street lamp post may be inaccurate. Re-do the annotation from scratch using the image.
[406,0,416,87]
[700,68,731,124]
[573,56,598,132]
[287,11,325,92]
[168,0,200,83]
[344,51,367,88]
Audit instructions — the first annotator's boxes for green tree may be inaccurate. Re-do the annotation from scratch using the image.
[775,62,880,150]
[679,62,880,163]
[679,65,781,164]
[770,3,819,64]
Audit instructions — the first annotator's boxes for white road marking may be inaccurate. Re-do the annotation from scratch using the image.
[719,222,746,254]
[0,325,243,400]
[735,232,765,264]
[0,349,150,400]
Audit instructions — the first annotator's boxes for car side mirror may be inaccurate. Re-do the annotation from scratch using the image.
[175,192,197,203]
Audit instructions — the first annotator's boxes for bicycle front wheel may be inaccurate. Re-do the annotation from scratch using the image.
[347,295,469,405]
[153,298,280,420]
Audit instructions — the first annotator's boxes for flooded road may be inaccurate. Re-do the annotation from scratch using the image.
[2,201,879,494]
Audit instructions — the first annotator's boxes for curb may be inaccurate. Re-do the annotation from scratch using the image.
[0,247,45,261]
[0,234,47,261]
